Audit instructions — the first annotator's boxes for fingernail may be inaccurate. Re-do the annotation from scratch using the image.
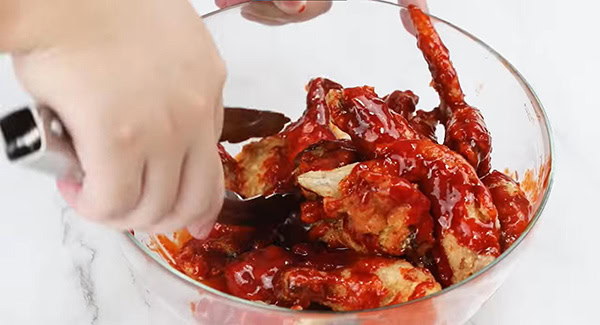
[56,178,82,207]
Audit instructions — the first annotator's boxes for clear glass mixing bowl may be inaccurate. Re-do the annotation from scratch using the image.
[120,1,554,324]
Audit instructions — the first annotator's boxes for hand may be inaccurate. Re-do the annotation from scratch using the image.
[215,0,427,29]
[399,0,430,34]
[217,0,309,15]
[216,0,332,25]
[12,0,226,236]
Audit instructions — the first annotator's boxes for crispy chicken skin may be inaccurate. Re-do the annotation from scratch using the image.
[482,170,533,250]
[275,255,441,311]
[221,244,441,311]
[326,86,500,286]
[235,78,344,197]
[298,161,435,258]
[236,135,294,198]
[408,6,492,176]
[173,223,268,281]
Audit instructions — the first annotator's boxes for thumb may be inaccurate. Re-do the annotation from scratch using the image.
[399,0,429,36]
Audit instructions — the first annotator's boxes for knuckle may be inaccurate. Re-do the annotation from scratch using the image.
[112,124,140,148]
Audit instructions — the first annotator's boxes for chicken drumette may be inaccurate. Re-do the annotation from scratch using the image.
[408,5,493,176]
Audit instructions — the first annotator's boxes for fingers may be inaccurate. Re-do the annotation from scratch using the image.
[241,1,331,26]
[273,1,307,15]
[216,0,308,15]
[215,0,247,9]
[118,151,185,229]
[72,141,145,222]
[398,0,429,35]
[150,143,225,238]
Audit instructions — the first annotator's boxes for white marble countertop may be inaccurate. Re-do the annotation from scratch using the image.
[0,0,598,324]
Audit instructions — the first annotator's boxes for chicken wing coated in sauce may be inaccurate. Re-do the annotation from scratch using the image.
[275,251,441,311]
[326,85,500,285]
[384,90,441,142]
[222,244,441,311]
[482,170,533,251]
[408,5,492,176]
[235,78,343,197]
[298,161,434,258]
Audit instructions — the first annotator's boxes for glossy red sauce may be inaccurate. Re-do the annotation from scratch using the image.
[295,139,358,175]
[319,161,435,256]
[383,90,419,120]
[482,170,533,250]
[408,5,492,176]
[281,78,342,161]
[249,79,345,196]
[277,256,394,310]
[225,245,294,302]
[373,143,500,256]
[409,108,441,142]
[328,86,420,153]
[256,144,296,195]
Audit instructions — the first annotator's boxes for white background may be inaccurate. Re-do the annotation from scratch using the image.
[0,0,598,324]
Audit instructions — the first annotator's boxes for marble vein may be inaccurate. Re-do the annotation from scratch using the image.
[61,207,100,325]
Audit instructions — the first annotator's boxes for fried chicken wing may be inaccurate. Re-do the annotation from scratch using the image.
[282,77,342,161]
[408,5,492,175]
[236,78,344,197]
[221,243,441,311]
[383,90,419,120]
[327,86,421,152]
[236,135,294,197]
[298,162,434,257]
[373,142,500,285]
[294,139,359,176]
[173,223,271,281]
[482,170,533,250]
[326,84,500,285]
[275,253,441,311]
[384,90,440,142]
[409,108,441,142]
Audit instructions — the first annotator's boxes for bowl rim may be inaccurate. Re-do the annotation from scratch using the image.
[125,0,555,315]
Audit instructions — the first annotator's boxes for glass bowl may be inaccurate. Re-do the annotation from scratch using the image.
[120,1,554,324]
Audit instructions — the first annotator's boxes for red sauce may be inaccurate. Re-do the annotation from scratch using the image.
[277,261,391,310]
[225,246,294,302]
[482,170,533,251]
[282,78,341,161]
[256,144,296,195]
[383,90,419,120]
[374,142,500,257]
[300,201,329,224]
[328,86,420,153]
[408,5,492,176]
[316,161,435,257]
[409,108,441,142]
[294,139,358,175]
